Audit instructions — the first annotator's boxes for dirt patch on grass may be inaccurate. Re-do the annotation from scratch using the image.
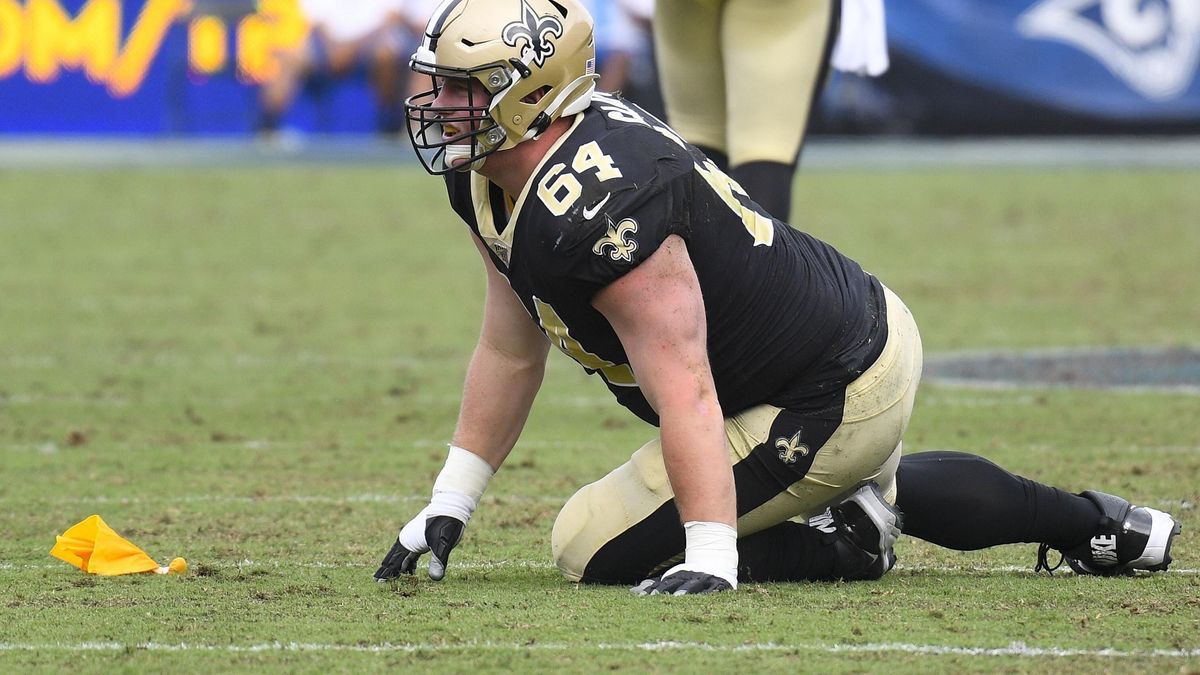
[925,346,1200,394]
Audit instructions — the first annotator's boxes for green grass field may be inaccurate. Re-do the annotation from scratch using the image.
[2,165,1198,672]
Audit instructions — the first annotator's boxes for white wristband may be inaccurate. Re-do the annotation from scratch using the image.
[427,445,495,523]
[682,521,739,589]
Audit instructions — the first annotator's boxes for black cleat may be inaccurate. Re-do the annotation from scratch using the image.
[814,482,904,581]
[1042,491,1182,576]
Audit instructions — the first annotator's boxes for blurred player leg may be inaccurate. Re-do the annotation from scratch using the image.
[653,0,729,169]
[367,27,407,134]
[257,40,315,134]
[722,0,839,220]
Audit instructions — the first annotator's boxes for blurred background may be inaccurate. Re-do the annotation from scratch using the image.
[0,0,1196,141]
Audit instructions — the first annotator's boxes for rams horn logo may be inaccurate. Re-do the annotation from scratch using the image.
[1017,0,1200,100]
[592,217,638,262]
[774,432,809,465]
[502,0,565,68]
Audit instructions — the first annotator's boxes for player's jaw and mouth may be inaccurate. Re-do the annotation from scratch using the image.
[436,118,476,169]
[430,77,494,168]
[441,121,466,142]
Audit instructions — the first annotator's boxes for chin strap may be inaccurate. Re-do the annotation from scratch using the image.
[445,144,487,173]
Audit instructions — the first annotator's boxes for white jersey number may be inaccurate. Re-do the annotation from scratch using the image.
[536,142,621,216]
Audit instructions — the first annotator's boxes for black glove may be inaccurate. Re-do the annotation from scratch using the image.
[374,511,465,582]
[630,570,734,596]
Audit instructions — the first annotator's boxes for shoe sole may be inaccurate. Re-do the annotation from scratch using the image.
[1134,508,1182,572]
[848,482,904,555]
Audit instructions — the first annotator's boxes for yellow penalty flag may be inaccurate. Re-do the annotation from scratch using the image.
[50,514,187,576]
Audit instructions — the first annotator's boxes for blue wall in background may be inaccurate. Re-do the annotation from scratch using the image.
[889,0,1200,121]
[0,0,378,134]
[0,0,1197,135]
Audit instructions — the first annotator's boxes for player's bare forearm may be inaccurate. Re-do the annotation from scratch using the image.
[594,235,737,527]
[453,334,547,470]
[658,391,736,527]
[452,236,551,470]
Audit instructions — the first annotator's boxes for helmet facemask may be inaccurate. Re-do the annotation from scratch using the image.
[404,0,598,175]
[405,60,512,174]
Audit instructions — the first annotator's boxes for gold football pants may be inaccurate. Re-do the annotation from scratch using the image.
[653,0,837,166]
[552,286,922,583]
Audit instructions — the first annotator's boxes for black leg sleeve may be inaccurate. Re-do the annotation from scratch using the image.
[694,144,729,172]
[730,160,796,222]
[896,451,1102,550]
[737,521,840,583]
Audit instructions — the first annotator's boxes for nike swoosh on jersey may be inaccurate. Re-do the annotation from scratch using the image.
[581,192,611,220]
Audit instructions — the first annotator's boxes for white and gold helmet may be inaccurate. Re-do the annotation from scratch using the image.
[406,0,597,174]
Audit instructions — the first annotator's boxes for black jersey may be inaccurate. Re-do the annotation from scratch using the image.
[445,93,886,425]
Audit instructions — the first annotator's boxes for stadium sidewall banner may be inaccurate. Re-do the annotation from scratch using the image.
[888,0,1200,120]
[0,0,1197,133]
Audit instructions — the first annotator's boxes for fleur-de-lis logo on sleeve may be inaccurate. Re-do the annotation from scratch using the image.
[502,0,565,68]
[592,217,639,262]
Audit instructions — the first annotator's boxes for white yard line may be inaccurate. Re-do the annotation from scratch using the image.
[0,492,1189,512]
[0,352,430,369]
[4,560,1197,574]
[0,392,616,407]
[3,437,618,454]
[0,493,568,505]
[0,640,1196,658]
[0,560,545,571]
[894,563,1200,574]
[5,436,1192,455]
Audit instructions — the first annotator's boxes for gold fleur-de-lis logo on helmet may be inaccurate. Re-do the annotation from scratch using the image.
[775,431,809,465]
[592,217,638,262]
[501,0,565,68]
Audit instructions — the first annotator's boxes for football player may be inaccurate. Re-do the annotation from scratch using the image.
[375,0,1181,594]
